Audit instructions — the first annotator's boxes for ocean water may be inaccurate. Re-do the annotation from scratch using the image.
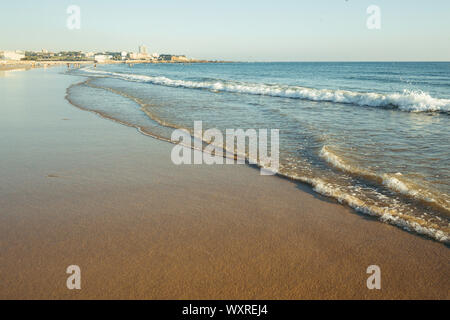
[66,62,450,243]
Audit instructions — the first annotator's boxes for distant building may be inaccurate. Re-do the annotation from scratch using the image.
[129,52,139,60]
[152,52,160,59]
[171,55,189,62]
[94,54,111,63]
[0,50,25,61]
[128,45,150,60]
[121,51,128,60]
[84,51,95,58]
[159,54,173,61]
[129,52,152,60]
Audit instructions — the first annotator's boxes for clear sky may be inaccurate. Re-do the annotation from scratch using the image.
[1,0,449,61]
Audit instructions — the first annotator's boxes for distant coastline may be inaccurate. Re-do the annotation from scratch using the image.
[0,58,230,72]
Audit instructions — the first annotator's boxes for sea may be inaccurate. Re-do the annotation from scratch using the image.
[66,62,450,243]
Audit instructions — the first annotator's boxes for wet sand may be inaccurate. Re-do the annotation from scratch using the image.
[0,67,448,299]
[0,61,93,73]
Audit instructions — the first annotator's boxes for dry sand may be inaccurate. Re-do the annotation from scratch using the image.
[0,67,448,299]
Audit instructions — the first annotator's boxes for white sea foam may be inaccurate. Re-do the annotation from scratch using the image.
[287,174,449,243]
[319,146,450,213]
[81,68,450,113]
[319,146,369,177]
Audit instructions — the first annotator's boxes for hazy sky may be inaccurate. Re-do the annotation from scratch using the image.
[1,0,449,61]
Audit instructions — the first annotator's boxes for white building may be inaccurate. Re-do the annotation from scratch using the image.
[129,52,139,60]
[129,52,149,60]
[0,50,25,61]
[121,51,128,60]
[94,54,111,63]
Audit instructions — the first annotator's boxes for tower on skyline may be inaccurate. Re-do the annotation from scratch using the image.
[139,45,148,55]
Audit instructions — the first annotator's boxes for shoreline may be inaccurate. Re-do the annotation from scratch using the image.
[68,72,449,244]
[0,60,94,72]
[0,67,448,299]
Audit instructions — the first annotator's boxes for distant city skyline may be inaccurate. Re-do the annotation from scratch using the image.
[1,0,449,61]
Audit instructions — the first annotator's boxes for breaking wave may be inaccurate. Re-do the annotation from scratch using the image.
[81,67,450,113]
[293,174,449,244]
[320,146,450,214]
